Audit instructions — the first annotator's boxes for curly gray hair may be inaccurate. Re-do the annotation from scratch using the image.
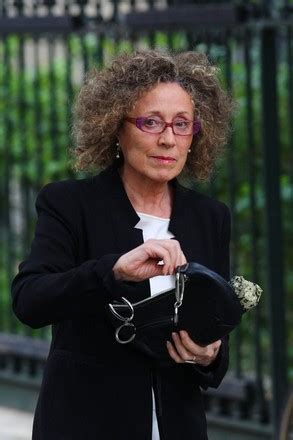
[72,49,234,180]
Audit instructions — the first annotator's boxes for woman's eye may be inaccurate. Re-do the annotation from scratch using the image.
[174,120,189,128]
[144,118,159,127]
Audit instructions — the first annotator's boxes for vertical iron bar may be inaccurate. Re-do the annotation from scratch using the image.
[32,18,46,339]
[260,24,288,437]
[205,37,217,199]
[65,33,75,179]
[48,35,59,181]
[287,25,293,201]
[33,37,44,193]
[17,26,31,259]
[64,1,75,179]
[3,36,13,332]
[17,36,32,336]
[285,25,293,420]
[112,0,119,22]
[166,30,173,52]
[95,31,105,69]
[80,31,89,78]
[224,34,242,378]
[147,30,156,50]
[14,4,30,337]
[1,0,6,16]
[0,35,5,331]
[244,27,269,424]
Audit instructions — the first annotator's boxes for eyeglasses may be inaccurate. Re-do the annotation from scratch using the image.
[125,116,201,136]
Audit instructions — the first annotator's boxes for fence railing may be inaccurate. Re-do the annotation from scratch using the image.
[0,1,292,438]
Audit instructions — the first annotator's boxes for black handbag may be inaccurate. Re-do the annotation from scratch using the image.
[107,262,261,364]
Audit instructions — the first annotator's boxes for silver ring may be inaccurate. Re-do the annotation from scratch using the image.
[184,355,197,364]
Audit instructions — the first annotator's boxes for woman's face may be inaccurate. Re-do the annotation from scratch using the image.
[118,82,194,185]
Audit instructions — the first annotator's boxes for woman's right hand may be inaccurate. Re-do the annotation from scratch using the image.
[113,239,187,282]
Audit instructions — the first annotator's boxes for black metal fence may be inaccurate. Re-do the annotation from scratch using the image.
[0,1,292,438]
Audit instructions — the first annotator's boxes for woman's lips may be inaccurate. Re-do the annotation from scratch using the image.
[150,156,177,163]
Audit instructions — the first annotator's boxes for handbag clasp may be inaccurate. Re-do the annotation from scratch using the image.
[174,271,186,325]
[109,297,136,344]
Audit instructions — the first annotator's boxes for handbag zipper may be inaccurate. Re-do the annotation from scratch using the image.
[137,316,173,331]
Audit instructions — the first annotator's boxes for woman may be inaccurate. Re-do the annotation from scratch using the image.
[12,50,233,439]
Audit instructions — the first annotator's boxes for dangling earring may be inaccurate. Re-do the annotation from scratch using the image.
[188,148,191,154]
[116,142,120,159]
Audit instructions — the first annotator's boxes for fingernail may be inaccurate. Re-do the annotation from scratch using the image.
[172,332,177,338]
[180,330,187,337]
[166,341,171,346]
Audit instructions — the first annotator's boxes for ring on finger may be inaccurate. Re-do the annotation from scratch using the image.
[184,354,198,364]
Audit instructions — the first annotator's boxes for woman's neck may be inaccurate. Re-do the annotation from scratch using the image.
[120,169,173,218]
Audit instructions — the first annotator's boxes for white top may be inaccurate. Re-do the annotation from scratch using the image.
[135,212,175,296]
[135,212,176,440]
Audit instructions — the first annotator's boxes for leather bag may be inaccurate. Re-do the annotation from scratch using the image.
[107,262,261,364]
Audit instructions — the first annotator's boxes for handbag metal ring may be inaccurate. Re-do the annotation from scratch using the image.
[109,297,134,323]
[115,322,136,344]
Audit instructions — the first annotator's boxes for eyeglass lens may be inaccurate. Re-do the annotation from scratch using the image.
[139,116,194,135]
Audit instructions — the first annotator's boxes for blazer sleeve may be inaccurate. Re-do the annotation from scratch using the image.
[11,182,125,329]
[190,204,231,389]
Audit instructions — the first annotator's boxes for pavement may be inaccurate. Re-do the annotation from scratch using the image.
[0,406,33,440]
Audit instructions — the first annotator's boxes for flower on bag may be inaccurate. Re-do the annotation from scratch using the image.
[229,276,262,311]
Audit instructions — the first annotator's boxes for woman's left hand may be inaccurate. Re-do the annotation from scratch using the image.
[166,330,221,367]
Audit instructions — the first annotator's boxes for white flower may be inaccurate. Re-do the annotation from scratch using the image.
[229,276,262,311]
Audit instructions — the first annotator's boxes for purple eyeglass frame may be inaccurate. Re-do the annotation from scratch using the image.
[125,117,201,136]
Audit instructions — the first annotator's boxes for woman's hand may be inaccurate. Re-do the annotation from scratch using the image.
[113,239,186,282]
[167,330,221,367]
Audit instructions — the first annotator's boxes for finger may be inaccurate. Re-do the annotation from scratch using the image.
[210,340,222,350]
[200,340,222,360]
[166,341,184,363]
[180,251,187,266]
[144,240,175,275]
[179,331,220,354]
[143,241,175,276]
[174,247,183,272]
[179,331,221,365]
[174,251,187,274]
[169,242,185,272]
[210,340,221,359]
[150,240,183,276]
[171,332,193,362]
[161,240,181,275]
[179,330,202,354]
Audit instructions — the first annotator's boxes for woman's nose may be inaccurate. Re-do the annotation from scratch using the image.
[157,126,176,148]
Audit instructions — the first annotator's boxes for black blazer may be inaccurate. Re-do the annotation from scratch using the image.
[11,164,231,440]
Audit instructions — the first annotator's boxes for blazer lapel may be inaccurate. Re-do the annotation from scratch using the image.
[169,180,193,258]
[98,165,143,254]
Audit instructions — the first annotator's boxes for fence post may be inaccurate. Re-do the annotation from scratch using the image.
[260,24,288,437]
